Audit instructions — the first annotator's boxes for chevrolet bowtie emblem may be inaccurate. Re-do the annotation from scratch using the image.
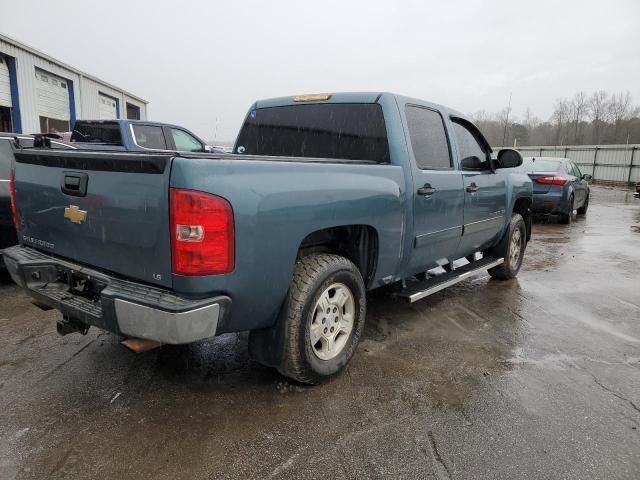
[64,205,87,224]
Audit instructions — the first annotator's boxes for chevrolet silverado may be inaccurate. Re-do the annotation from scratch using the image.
[4,92,533,384]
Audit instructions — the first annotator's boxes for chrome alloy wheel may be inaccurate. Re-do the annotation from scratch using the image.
[309,283,355,360]
[509,227,523,266]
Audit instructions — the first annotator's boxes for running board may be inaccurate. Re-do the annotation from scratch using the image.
[393,257,504,303]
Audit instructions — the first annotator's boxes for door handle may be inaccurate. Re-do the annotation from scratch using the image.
[466,182,479,193]
[417,184,437,196]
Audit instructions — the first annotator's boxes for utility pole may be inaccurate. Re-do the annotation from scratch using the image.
[502,92,512,147]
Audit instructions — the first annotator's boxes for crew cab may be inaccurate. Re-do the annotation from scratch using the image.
[68,119,210,152]
[4,92,533,384]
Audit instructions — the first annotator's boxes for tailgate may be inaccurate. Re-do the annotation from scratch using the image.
[13,149,174,288]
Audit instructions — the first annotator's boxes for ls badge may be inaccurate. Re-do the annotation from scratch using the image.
[64,205,87,224]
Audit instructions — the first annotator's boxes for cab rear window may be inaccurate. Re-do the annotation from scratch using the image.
[234,103,390,162]
[71,122,122,145]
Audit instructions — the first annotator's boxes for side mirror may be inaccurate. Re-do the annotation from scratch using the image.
[461,155,484,170]
[495,149,523,169]
[581,173,593,182]
[204,144,215,153]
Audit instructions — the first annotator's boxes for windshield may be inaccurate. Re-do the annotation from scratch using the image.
[521,158,562,173]
[70,122,122,145]
[234,103,390,162]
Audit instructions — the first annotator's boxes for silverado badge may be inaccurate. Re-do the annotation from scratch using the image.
[64,205,87,224]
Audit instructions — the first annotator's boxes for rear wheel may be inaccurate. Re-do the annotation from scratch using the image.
[487,213,527,280]
[559,195,574,224]
[577,193,589,215]
[277,254,366,384]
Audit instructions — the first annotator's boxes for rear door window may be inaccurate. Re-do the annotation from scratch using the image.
[571,162,582,177]
[132,125,167,150]
[405,105,451,169]
[170,128,203,152]
[234,103,390,162]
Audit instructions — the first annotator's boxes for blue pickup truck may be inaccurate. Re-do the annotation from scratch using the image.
[68,119,211,152]
[4,92,532,384]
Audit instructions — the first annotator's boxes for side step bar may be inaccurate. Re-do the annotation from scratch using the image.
[393,257,504,303]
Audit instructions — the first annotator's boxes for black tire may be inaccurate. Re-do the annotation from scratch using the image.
[486,213,527,280]
[577,193,589,215]
[559,195,574,224]
[277,254,366,384]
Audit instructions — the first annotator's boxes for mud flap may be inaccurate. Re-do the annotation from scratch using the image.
[248,299,290,369]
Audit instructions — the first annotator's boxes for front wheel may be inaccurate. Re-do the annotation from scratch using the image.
[577,193,589,215]
[487,213,527,280]
[278,254,366,384]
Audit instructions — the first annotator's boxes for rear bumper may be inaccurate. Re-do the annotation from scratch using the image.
[2,245,231,344]
[531,192,571,215]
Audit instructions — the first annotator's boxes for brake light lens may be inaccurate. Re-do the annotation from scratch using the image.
[170,188,234,275]
[535,176,567,186]
[9,169,19,231]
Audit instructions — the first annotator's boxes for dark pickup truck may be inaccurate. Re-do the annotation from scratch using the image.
[68,119,212,152]
[4,92,533,384]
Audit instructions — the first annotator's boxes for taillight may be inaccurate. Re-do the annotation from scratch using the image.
[170,188,234,276]
[535,176,567,186]
[9,169,19,231]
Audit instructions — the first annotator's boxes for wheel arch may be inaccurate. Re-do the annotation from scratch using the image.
[296,225,379,288]
[512,196,532,241]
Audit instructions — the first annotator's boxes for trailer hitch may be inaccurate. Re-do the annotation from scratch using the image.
[56,316,89,336]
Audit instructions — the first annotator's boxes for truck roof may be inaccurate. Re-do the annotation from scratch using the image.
[74,119,194,131]
[251,91,469,122]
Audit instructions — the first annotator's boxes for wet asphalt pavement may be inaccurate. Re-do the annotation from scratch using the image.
[1,185,639,480]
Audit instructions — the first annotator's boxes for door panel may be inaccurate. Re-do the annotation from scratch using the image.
[411,170,464,271]
[452,121,507,256]
[460,171,507,252]
[404,105,464,273]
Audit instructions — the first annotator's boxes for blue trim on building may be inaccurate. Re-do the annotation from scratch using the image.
[2,53,22,134]
[67,78,76,129]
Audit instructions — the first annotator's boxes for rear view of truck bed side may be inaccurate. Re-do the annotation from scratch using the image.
[5,146,406,350]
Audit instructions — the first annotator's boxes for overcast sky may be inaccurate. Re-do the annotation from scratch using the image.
[1,0,639,141]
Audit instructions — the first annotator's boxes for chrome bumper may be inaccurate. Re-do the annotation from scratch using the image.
[2,245,230,344]
[115,299,221,344]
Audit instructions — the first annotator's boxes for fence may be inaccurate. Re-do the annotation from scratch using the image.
[508,145,640,185]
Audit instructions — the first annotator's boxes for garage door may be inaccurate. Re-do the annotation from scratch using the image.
[0,57,12,132]
[99,93,118,120]
[35,68,70,133]
[0,57,11,108]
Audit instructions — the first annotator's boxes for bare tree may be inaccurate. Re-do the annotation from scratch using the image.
[468,90,640,147]
[497,107,512,146]
[608,91,632,142]
[570,91,588,144]
[523,107,540,129]
[588,91,609,144]
[551,98,570,145]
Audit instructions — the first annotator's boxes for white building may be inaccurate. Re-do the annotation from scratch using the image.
[0,33,148,134]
